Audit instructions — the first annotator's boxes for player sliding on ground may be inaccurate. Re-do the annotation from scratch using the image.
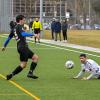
[74,54,100,80]
[6,15,39,80]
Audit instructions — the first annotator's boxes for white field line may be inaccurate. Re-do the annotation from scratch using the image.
[1,34,100,58]
[28,40,100,58]
[0,93,26,96]
[0,47,16,48]
[0,47,63,49]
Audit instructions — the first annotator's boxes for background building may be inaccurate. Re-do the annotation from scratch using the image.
[0,0,12,32]
[0,0,100,32]
[13,0,67,18]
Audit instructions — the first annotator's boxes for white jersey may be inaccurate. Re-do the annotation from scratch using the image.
[76,59,100,80]
[81,59,100,73]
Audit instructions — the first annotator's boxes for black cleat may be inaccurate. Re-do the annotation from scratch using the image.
[35,41,37,43]
[6,74,13,80]
[27,74,38,79]
[97,75,100,79]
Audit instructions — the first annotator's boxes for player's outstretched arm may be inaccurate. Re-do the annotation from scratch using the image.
[2,36,12,51]
[73,69,85,79]
[21,32,33,37]
[85,73,95,80]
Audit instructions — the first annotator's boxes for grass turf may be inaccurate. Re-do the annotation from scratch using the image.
[43,30,100,48]
[0,36,100,100]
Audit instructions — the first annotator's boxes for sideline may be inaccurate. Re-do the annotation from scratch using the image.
[0,74,40,100]
[28,40,100,58]
[0,35,100,58]
[1,34,100,53]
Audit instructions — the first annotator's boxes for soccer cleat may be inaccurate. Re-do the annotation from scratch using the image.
[38,41,40,43]
[27,74,38,79]
[2,47,6,51]
[6,74,13,80]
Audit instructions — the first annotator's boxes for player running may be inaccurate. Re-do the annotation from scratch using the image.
[2,21,16,51]
[6,15,39,80]
[74,54,100,80]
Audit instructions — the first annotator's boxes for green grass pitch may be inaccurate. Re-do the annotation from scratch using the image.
[0,36,100,100]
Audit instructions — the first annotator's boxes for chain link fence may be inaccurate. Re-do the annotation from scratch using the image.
[0,0,13,32]
[0,0,100,32]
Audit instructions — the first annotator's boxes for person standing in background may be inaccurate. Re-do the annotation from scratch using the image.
[29,18,34,34]
[62,19,68,42]
[54,19,61,41]
[51,18,55,40]
[32,18,42,43]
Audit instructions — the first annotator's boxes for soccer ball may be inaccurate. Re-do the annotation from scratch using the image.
[24,24,29,31]
[65,60,74,69]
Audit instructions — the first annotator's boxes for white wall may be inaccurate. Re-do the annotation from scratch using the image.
[0,0,12,32]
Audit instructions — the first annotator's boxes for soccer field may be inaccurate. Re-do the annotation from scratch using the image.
[0,35,100,100]
[43,30,100,48]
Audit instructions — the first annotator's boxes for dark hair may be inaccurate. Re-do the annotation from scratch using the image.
[16,15,25,23]
[9,21,16,29]
[80,54,86,58]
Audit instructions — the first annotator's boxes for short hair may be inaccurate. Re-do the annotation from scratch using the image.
[80,54,86,58]
[16,15,25,23]
[9,21,16,28]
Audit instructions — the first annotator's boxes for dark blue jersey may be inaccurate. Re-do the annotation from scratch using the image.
[16,24,27,47]
[16,24,33,48]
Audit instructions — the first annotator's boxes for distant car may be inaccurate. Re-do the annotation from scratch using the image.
[81,25,91,30]
[43,23,51,30]
[69,24,81,29]
[94,24,100,30]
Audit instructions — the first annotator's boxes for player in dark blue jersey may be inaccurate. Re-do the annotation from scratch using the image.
[6,15,39,80]
[2,21,16,51]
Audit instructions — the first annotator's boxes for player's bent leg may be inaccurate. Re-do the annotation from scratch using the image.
[6,62,27,80]
[27,54,39,79]
[20,62,27,68]
[32,54,38,62]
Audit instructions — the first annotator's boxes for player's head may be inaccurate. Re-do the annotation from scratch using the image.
[55,19,59,22]
[16,15,25,25]
[52,18,56,21]
[63,19,66,23]
[36,18,39,22]
[79,54,87,63]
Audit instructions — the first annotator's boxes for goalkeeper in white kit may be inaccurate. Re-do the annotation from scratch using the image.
[74,54,100,80]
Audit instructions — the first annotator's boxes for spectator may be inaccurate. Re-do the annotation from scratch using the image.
[54,19,61,41]
[51,18,56,40]
[62,19,68,42]
[29,19,34,34]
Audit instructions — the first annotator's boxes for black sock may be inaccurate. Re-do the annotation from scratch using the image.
[35,37,36,42]
[29,62,37,74]
[12,66,23,76]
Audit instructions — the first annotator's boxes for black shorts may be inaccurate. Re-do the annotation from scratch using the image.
[17,46,34,62]
[34,28,40,34]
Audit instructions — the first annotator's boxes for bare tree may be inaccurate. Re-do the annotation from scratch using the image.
[92,0,100,16]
